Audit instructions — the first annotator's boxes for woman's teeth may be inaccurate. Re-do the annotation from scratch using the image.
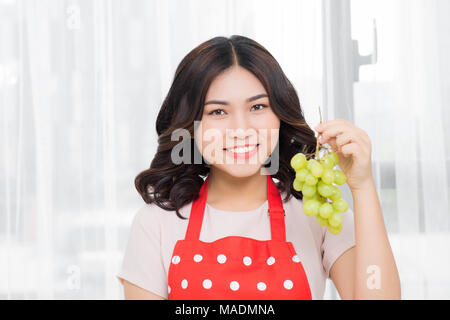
[226,145,258,153]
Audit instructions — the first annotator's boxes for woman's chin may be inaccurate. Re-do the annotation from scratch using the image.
[213,163,264,178]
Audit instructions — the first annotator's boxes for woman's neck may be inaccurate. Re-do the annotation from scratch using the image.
[206,168,268,212]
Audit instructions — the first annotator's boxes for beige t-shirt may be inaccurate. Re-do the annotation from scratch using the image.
[116,190,355,300]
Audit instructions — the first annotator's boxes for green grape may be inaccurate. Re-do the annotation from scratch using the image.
[321,168,335,185]
[334,170,347,185]
[304,173,318,186]
[327,223,342,235]
[310,161,324,178]
[304,192,321,201]
[302,184,317,198]
[293,179,304,192]
[329,211,342,227]
[290,148,347,235]
[329,185,342,202]
[317,181,334,197]
[320,154,335,169]
[329,151,339,166]
[291,153,307,171]
[296,168,309,182]
[319,202,333,219]
[316,215,328,227]
[332,199,349,213]
[303,200,321,217]
[307,159,319,171]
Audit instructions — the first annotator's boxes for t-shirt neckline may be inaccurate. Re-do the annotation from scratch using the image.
[206,200,268,214]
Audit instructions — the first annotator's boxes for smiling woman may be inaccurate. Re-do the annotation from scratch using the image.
[204,92,269,162]
[134,35,318,219]
[194,66,281,186]
[117,35,357,301]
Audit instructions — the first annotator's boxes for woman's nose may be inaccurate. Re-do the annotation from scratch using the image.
[226,112,259,142]
[229,110,251,131]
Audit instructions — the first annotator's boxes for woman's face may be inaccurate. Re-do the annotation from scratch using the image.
[195,66,281,178]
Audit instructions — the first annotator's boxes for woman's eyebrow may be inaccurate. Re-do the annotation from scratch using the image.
[204,93,268,106]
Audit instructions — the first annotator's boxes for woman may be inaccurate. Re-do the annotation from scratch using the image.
[116,35,401,300]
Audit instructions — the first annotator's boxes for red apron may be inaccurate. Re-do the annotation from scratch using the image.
[167,174,312,300]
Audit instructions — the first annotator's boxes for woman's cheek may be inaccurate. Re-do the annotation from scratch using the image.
[262,117,280,156]
[196,123,226,164]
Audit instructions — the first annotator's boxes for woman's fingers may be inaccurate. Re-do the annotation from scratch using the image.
[318,126,345,144]
[335,132,354,153]
[315,119,371,157]
[324,136,340,154]
[316,119,352,143]
[340,142,360,158]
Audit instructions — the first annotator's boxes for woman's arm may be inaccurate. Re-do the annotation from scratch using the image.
[316,120,401,300]
[329,176,401,299]
[122,279,166,300]
[351,177,401,299]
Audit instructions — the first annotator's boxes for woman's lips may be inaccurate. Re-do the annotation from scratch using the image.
[223,144,260,160]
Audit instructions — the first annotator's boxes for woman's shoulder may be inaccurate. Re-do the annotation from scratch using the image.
[127,201,191,245]
[131,201,192,228]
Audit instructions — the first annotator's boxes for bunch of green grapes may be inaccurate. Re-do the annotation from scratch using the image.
[290,151,349,235]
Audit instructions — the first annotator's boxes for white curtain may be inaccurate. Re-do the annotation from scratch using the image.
[4,0,448,301]
[351,0,450,299]
[0,0,324,299]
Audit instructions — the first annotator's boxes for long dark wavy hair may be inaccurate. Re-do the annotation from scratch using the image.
[135,35,317,219]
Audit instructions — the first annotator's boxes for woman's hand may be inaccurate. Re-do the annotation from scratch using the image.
[314,120,373,192]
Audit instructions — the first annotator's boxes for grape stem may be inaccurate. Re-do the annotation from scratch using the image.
[315,106,323,160]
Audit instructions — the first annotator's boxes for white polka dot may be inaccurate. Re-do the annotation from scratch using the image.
[257,282,267,291]
[172,255,180,264]
[181,279,188,289]
[168,285,171,294]
[203,279,212,289]
[292,255,301,263]
[230,281,239,291]
[267,256,275,265]
[217,254,227,264]
[243,256,252,266]
[284,280,293,290]
[194,254,203,262]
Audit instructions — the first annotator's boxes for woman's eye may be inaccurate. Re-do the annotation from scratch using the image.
[208,109,225,116]
[207,104,268,116]
[251,104,268,111]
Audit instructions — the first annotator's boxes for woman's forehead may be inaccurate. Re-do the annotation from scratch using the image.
[205,68,267,102]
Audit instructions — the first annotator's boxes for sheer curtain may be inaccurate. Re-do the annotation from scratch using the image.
[350,0,450,299]
[0,0,324,299]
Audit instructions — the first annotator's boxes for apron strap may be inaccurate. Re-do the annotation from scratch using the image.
[267,174,286,242]
[185,174,286,242]
[185,176,209,241]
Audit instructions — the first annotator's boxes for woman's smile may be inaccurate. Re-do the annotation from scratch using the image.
[223,144,260,159]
